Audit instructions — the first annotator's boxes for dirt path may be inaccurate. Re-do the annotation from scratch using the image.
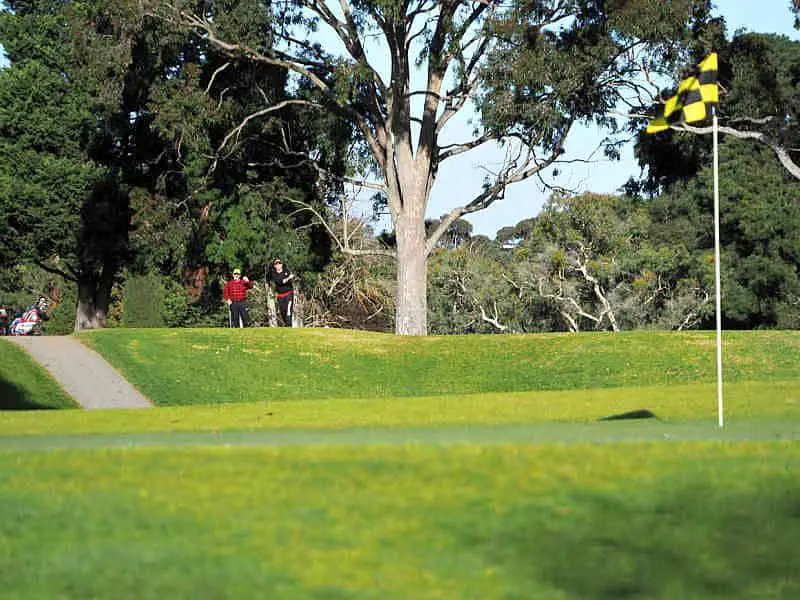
[7,336,152,410]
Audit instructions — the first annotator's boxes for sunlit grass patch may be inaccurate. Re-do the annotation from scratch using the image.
[77,328,800,407]
[0,379,797,436]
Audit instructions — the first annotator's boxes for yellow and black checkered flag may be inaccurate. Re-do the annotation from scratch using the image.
[646,53,718,134]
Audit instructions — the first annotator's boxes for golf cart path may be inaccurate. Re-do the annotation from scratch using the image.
[6,336,152,409]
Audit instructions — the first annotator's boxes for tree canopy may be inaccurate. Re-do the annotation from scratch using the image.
[171,0,708,334]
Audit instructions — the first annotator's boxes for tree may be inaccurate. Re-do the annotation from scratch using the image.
[635,31,800,189]
[171,0,703,335]
[648,139,800,328]
[499,193,713,332]
[1,1,332,330]
[0,0,134,330]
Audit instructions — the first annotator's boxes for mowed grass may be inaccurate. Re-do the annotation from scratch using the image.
[0,339,77,410]
[2,329,798,599]
[0,379,798,436]
[78,328,800,406]
[1,441,798,600]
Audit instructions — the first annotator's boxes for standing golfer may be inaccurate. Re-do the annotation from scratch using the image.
[223,268,253,328]
[269,258,295,327]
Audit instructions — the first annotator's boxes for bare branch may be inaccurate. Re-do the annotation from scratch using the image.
[426,133,570,255]
[438,131,497,161]
[290,198,396,259]
[216,99,320,156]
[569,244,620,332]
[205,62,230,95]
[679,122,800,181]
[180,11,387,169]
[478,302,508,332]
[34,260,77,283]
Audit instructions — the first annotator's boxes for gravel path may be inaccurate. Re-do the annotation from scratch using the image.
[7,336,152,409]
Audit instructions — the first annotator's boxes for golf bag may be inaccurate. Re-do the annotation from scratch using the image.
[9,302,46,336]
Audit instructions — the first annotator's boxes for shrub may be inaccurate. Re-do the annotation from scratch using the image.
[122,273,165,328]
[42,281,78,335]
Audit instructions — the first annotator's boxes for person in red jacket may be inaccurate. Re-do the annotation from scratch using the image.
[223,268,254,328]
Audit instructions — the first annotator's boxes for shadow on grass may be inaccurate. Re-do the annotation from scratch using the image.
[464,478,800,599]
[0,375,56,410]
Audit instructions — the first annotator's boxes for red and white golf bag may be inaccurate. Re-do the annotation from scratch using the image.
[10,304,44,336]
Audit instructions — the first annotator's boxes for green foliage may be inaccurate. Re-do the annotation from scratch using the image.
[42,281,78,335]
[122,274,165,328]
[652,138,800,328]
[480,0,701,147]
[0,0,135,329]
[1,0,335,332]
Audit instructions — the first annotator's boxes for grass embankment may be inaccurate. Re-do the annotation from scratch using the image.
[0,339,77,409]
[78,328,800,406]
[1,442,797,599]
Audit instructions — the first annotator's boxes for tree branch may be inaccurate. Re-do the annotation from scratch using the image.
[34,260,77,283]
[679,122,800,181]
[426,135,568,255]
[180,10,387,170]
[290,198,396,259]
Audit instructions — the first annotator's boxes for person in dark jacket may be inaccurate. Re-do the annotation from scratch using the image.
[269,258,295,327]
[223,268,254,328]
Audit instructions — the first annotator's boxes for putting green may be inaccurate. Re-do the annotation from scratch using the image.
[1,418,796,451]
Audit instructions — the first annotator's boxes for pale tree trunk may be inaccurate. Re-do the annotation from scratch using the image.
[394,204,428,336]
[291,286,304,329]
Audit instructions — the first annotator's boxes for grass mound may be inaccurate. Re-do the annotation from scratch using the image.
[78,328,800,406]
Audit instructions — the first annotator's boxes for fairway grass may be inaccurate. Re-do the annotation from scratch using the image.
[1,441,797,599]
[0,379,798,437]
[77,328,800,406]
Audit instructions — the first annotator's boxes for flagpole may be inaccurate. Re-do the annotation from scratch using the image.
[712,106,724,428]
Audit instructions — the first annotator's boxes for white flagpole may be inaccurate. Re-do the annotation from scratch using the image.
[712,106,724,428]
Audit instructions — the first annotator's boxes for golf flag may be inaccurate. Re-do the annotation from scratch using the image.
[646,53,718,133]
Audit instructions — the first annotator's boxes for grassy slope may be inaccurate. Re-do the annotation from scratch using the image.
[0,339,77,409]
[78,328,800,406]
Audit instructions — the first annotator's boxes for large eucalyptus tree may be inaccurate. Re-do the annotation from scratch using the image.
[171,0,704,335]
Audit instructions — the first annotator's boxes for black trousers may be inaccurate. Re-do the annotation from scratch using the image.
[229,300,249,328]
[277,293,293,327]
